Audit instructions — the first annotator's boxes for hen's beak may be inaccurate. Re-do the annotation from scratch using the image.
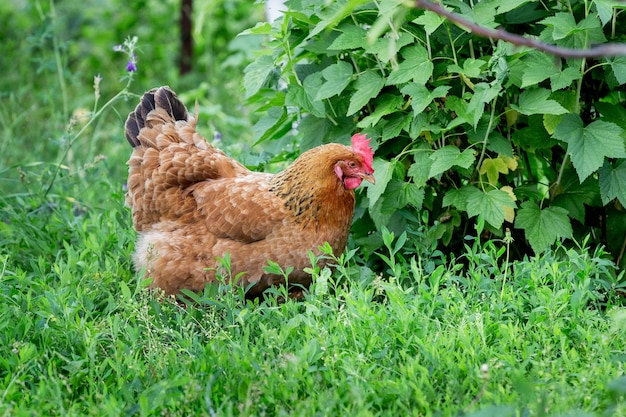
[361,173,376,184]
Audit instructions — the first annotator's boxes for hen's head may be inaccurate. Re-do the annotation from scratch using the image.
[333,133,375,190]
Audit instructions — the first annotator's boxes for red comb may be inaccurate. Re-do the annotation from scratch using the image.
[351,133,374,171]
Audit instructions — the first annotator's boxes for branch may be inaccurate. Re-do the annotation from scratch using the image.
[415,0,626,58]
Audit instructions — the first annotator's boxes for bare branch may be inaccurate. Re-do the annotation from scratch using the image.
[415,0,626,58]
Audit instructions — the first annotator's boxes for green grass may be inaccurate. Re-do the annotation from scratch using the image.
[1,1,625,415]
[1,181,625,415]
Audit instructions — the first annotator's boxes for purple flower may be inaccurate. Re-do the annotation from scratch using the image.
[126,60,137,72]
[113,44,123,52]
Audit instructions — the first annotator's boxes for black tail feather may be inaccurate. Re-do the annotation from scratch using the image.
[124,86,188,148]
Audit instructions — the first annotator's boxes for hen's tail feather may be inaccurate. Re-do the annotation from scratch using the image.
[125,86,188,148]
[124,86,252,230]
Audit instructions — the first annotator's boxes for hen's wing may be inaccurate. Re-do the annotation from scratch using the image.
[190,173,290,244]
[124,86,251,230]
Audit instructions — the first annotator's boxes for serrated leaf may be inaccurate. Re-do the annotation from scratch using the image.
[301,73,327,118]
[404,182,425,209]
[286,83,325,118]
[515,202,572,253]
[467,82,501,127]
[386,45,433,86]
[599,159,626,206]
[520,52,561,88]
[511,88,568,116]
[429,146,476,178]
[479,156,511,186]
[356,94,404,128]
[442,185,481,211]
[543,90,578,134]
[553,114,626,182]
[550,67,581,91]
[243,55,275,98]
[367,159,395,209]
[316,62,354,101]
[308,0,371,39]
[466,189,516,229]
[540,13,578,40]
[382,113,410,141]
[347,70,385,115]
[400,83,450,116]
[365,32,414,64]
[413,10,446,35]
[595,0,622,26]
[328,25,368,50]
[608,56,626,85]
[447,58,487,78]
[408,146,434,187]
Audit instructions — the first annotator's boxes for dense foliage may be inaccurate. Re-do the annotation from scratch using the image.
[241,0,626,270]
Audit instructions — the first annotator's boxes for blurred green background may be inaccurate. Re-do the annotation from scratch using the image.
[0,0,266,200]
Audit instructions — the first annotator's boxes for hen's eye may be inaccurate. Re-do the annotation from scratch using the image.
[348,161,357,168]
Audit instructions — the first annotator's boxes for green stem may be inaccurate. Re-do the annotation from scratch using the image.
[473,96,498,191]
[42,89,131,201]
[553,57,585,200]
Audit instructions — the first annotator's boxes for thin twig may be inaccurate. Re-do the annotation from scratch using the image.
[415,0,626,58]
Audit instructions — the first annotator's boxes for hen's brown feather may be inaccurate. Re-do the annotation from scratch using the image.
[125,86,372,297]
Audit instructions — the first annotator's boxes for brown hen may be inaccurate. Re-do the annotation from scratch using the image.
[124,86,375,298]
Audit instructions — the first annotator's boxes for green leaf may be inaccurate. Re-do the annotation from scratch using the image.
[443,185,481,211]
[550,67,581,91]
[479,157,510,186]
[543,90,578,134]
[238,22,273,36]
[511,88,568,116]
[382,113,410,141]
[301,73,327,118]
[356,94,404,128]
[599,159,626,206]
[328,25,368,50]
[540,13,578,41]
[595,0,622,26]
[553,114,626,182]
[308,0,371,39]
[252,107,290,145]
[403,182,425,209]
[552,166,600,223]
[412,10,446,35]
[400,83,450,116]
[286,83,325,118]
[447,58,487,78]
[520,52,561,88]
[365,32,414,64]
[467,82,501,127]
[515,202,572,253]
[316,61,354,101]
[495,0,530,14]
[382,179,425,211]
[347,70,385,115]
[367,159,395,209]
[243,55,275,98]
[386,45,433,86]
[407,145,434,187]
[607,56,626,85]
[466,189,516,229]
[429,146,476,178]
